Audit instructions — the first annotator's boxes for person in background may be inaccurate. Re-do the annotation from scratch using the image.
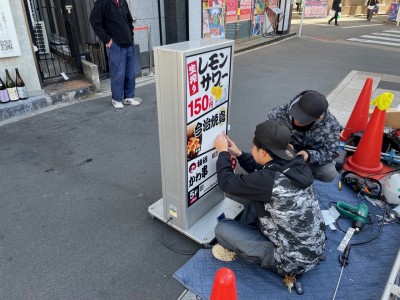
[328,0,342,26]
[213,120,326,277]
[90,0,142,109]
[295,0,303,14]
[266,90,340,182]
[367,0,379,21]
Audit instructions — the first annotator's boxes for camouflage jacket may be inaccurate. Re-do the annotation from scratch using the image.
[217,151,326,275]
[266,98,341,165]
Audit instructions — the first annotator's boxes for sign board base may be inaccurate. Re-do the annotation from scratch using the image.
[148,198,244,244]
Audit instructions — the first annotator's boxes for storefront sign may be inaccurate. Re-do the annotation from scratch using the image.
[186,46,232,206]
[0,0,21,58]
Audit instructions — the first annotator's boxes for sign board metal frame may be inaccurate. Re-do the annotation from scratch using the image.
[149,39,243,244]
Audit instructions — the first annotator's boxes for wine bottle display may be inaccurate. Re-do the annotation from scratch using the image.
[15,68,28,100]
[5,69,19,101]
[0,76,9,103]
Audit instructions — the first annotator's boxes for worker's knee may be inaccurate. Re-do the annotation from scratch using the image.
[309,162,338,182]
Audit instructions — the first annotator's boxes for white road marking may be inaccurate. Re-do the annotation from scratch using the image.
[372,32,400,37]
[347,38,400,47]
[360,35,400,42]
[341,24,383,29]
[384,30,400,34]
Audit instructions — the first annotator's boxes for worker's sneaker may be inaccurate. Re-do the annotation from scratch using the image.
[112,99,124,109]
[212,244,238,262]
[123,97,142,106]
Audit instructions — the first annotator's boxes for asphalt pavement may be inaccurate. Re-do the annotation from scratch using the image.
[1,14,400,300]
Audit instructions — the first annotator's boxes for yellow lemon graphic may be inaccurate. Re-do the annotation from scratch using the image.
[211,85,217,96]
[214,86,223,101]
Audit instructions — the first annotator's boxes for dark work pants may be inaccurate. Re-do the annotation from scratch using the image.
[215,202,279,273]
[309,161,338,182]
[367,9,374,21]
[329,11,339,25]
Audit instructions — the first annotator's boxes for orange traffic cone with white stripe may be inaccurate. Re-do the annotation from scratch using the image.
[210,268,238,300]
[340,78,373,141]
[344,92,394,179]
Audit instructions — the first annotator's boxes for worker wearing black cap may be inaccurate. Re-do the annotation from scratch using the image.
[267,90,341,182]
[213,120,326,276]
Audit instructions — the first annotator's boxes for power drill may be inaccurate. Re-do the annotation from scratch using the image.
[336,202,369,232]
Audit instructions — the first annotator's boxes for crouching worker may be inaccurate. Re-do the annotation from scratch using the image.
[213,120,326,279]
[267,90,340,182]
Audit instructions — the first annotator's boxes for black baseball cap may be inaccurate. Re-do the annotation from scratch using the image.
[254,120,295,160]
[289,91,329,125]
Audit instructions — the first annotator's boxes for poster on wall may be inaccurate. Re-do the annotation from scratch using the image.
[202,3,226,39]
[239,0,252,20]
[387,2,399,22]
[0,0,21,58]
[303,0,328,17]
[186,46,232,206]
[226,0,238,23]
[252,0,266,35]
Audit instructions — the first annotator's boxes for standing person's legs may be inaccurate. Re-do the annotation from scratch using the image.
[107,44,127,103]
[215,219,277,270]
[367,9,373,20]
[123,43,142,105]
[124,43,136,99]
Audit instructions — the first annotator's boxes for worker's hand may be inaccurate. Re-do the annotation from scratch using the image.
[225,134,242,157]
[106,39,113,48]
[214,133,228,153]
[297,150,309,161]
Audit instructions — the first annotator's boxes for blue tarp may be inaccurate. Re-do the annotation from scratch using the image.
[173,178,400,299]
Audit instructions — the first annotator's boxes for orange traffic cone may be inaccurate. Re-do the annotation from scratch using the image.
[210,268,238,300]
[340,78,373,141]
[344,92,394,179]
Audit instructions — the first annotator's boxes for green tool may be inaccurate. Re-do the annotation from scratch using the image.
[336,202,369,232]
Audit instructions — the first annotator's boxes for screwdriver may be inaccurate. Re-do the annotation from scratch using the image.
[333,245,351,300]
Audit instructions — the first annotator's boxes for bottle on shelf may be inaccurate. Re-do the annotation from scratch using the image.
[15,68,28,100]
[5,69,19,101]
[0,76,9,103]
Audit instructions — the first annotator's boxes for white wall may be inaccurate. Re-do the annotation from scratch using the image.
[0,0,43,96]
[128,0,165,53]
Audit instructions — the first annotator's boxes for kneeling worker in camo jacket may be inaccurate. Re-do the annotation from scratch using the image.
[213,120,326,277]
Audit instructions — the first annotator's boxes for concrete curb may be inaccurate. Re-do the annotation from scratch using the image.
[235,32,297,53]
[0,96,49,122]
[0,81,95,122]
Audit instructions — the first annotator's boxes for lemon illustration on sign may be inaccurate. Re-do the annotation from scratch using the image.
[211,85,223,101]
[215,86,223,100]
[211,85,217,96]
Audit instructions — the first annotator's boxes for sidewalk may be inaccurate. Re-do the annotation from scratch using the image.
[0,33,295,124]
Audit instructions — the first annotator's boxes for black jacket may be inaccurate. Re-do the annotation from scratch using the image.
[216,152,314,203]
[332,0,342,12]
[90,0,134,47]
[216,151,326,275]
[367,0,378,6]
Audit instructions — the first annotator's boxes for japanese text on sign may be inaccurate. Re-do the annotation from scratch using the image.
[186,47,231,123]
[185,46,232,207]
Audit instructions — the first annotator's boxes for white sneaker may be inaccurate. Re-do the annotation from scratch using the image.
[123,97,142,106]
[112,99,124,109]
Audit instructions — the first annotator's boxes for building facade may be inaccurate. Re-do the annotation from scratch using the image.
[1,0,391,95]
